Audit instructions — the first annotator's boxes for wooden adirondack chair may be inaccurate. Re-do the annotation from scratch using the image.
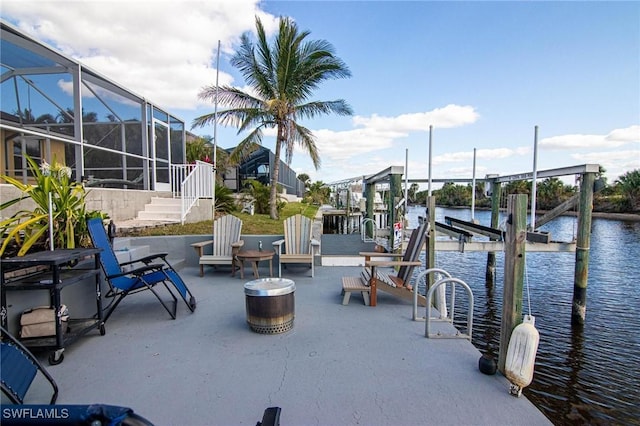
[191,215,244,276]
[356,221,429,306]
[273,214,320,277]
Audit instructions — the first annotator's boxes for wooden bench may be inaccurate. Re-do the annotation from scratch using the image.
[341,276,370,306]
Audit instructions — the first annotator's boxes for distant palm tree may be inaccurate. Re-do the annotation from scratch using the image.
[615,169,640,210]
[297,173,311,190]
[306,181,330,205]
[193,16,352,219]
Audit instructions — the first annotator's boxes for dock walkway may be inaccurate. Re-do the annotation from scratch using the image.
[42,264,551,425]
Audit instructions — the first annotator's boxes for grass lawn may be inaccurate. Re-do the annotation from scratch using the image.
[126,202,319,236]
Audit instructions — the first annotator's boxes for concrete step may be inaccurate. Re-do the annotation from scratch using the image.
[142,204,182,213]
[137,211,182,221]
[149,197,181,206]
[135,197,182,222]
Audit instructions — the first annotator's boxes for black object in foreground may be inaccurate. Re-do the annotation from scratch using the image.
[257,407,281,426]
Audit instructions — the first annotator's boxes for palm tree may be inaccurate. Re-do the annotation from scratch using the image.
[615,169,640,210]
[193,16,352,219]
[408,183,420,203]
[307,181,330,205]
[298,173,311,190]
[536,177,574,210]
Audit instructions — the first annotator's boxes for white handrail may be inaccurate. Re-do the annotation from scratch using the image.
[171,164,192,197]
[361,218,377,242]
[412,268,452,321]
[425,277,474,341]
[171,161,214,224]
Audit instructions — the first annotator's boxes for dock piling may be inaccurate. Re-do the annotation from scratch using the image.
[499,194,527,374]
[572,172,595,327]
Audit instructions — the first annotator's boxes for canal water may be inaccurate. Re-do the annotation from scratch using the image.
[406,206,640,425]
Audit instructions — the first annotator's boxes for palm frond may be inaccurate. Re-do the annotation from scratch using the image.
[295,100,353,120]
[228,131,264,164]
[291,123,320,169]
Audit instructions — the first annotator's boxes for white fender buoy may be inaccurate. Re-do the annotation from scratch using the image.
[505,314,540,397]
[434,279,448,319]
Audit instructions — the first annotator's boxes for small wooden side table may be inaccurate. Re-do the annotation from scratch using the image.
[235,250,275,279]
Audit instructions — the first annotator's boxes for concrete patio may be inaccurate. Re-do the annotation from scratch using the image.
[32,262,551,426]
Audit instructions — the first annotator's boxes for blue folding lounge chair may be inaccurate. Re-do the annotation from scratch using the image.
[87,218,196,322]
[1,325,58,404]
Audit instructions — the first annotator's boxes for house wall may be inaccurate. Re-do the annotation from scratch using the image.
[0,185,167,221]
[1,184,217,223]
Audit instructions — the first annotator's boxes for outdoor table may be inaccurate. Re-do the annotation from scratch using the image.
[235,250,275,279]
[244,278,295,334]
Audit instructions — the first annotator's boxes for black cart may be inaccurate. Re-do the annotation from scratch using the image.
[1,248,105,364]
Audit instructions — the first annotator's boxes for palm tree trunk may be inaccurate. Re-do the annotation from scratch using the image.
[270,136,283,220]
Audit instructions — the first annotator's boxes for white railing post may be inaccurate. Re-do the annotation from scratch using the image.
[172,161,213,224]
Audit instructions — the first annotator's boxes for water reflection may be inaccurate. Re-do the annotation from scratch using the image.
[409,206,640,425]
[478,277,499,358]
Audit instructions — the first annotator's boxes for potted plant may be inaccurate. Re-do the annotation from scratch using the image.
[0,155,107,258]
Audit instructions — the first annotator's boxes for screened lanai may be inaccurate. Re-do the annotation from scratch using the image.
[228,146,305,197]
[0,20,185,191]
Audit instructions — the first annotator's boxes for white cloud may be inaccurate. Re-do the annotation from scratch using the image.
[606,125,640,143]
[305,104,481,162]
[539,125,639,150]
[314,127,406,161]
[352,104,479,132]
[3,0,272,110]
[571,149,640,180]
[572,149,639,163]
[433,147,529,165]
[540,134,616,150]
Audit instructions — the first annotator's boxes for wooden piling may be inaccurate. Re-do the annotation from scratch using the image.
[345,188,351,234]
[365,183,375,239]
[498,194,527,374]
[389,173,402,247]
[572,172,595,327]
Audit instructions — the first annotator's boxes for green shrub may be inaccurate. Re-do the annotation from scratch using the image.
[0,156,107,257]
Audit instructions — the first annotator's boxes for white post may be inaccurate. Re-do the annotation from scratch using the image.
[404,148,409,203]
[212,40,221,217]
[531,126,539,231]
[428,125,433,197]
[471,148,477,221]
[404,148,409,228]
[48,192,54,251]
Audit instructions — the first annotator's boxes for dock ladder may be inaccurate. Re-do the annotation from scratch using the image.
[361,218,377,243]
[423,276,474,341]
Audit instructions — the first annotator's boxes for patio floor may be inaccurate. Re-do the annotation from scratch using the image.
[36,264,551,426]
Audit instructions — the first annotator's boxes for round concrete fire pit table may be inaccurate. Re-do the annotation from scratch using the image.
[244,278,295,334]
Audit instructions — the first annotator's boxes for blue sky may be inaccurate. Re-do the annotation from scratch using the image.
[3,1,639,188]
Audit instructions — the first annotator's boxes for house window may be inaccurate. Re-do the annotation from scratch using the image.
[9,137,42,179]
